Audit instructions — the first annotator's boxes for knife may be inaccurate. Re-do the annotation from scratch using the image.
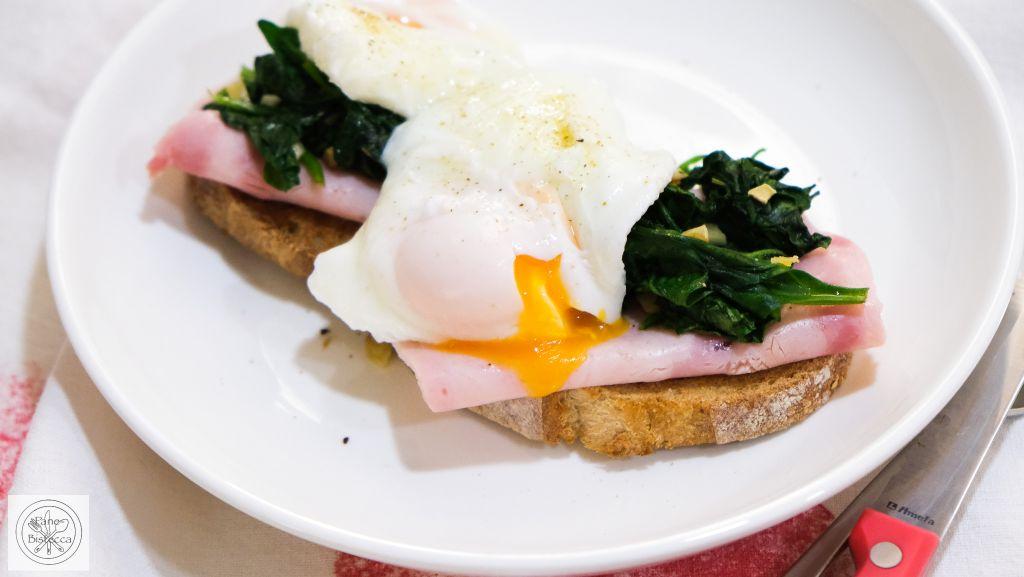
[783,280,1024,577]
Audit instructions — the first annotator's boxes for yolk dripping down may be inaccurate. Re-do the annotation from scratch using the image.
[434,255,628,397]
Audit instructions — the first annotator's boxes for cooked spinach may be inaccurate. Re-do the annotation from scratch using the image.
[673,150,831,255]
[204,20,404,191]
[625,226,867,342]
[624,152,867,342]
[205,22,867,342]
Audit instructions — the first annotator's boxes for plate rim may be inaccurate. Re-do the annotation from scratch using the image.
[46,0,1020,574]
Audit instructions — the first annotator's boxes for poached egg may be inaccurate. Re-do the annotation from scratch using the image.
[296,0,677,395]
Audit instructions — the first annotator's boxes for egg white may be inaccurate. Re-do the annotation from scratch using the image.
[296,0,677,344]
[289,0,522,117]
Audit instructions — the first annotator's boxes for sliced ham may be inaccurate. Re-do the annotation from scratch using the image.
[395,235,884,412]
[151,111,883,413]
[148,109,381,222]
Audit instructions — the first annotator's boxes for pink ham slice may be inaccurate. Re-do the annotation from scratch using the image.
[150,111,883,412]
[148,109,381,222]
[395,235,884,412]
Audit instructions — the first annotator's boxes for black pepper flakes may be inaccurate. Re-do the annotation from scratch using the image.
[319,327,331,335]
[342,437,350,445]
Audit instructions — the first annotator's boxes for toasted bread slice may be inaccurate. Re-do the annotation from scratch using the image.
[468,354,849,456]
[189,176,850,456]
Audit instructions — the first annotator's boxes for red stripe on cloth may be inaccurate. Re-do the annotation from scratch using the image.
[334,505,852,577]
[0,364,45,526]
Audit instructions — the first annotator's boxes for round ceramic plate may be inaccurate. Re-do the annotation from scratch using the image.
[49,0,1018,575]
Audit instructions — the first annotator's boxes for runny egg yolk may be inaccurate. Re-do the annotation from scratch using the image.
[433,255,628,397]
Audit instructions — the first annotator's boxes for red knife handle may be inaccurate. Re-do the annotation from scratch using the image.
[849,508,940,576]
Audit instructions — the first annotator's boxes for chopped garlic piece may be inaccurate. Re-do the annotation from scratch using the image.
[224,79,248,101]
[748,183,777,204]
[636,292,660,314]
[260,94,282,107]
[770,255,800,267]
[670,167,687,184]
[364,334,394,366]
[683,224,710,242]
[706,223,727,246]
[323,147,338,168]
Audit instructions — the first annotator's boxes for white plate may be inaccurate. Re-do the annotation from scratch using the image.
[48,0,1019,575]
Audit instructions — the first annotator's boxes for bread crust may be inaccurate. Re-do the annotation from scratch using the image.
[190,177,359,277]
[189,176,850,456]
[470,353,850,456]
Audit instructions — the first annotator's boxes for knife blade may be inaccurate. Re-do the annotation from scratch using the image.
[784,279,1024,576]
[1009,379,1024,416]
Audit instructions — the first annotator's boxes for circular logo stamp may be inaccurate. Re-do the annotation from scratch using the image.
[15,499,83,565]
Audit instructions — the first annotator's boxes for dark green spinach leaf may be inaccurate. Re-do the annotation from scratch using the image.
[625,226,867,342]
[672,150,831,255]
[204,20,404,191]
[625,151,866,342]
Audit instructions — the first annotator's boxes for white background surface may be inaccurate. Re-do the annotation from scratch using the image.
[2,1,1023,575]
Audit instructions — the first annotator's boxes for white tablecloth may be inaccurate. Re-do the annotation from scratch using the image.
[2,1,1022,575]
